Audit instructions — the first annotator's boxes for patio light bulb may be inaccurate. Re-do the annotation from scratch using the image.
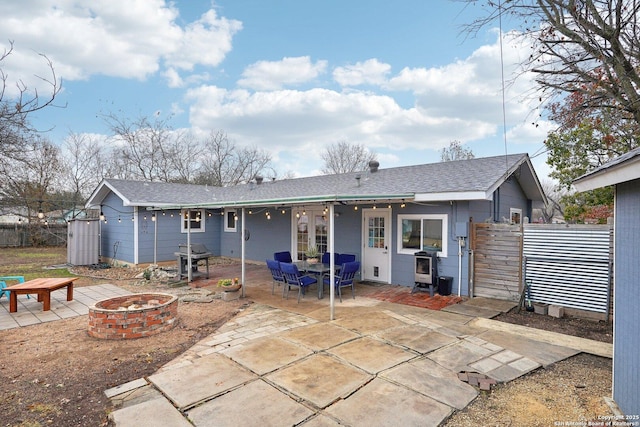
[118,216,121,223]
[401,200,406,208]
[266,212,271,220]
[38,209,44,219]
[296,211,300,218]
[282,209,286,214]
[388,204,392,209]
[99,211,105,221]
[151,213,156,222]
[354,205,358,211]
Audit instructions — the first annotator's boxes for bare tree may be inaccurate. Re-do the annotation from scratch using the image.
[195,130,272,186]
[102,112,197,182]
[440,140,475,162]
[59,133,108,200]
[0,137,63,227]
[459,0,640,124]
[321,141,378,174]
[539,179,568,223]
[0,41,63,161]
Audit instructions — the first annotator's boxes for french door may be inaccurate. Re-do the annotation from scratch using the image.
[293,208,328,261]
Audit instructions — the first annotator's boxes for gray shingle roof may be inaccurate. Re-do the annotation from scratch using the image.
[87,153,542,208]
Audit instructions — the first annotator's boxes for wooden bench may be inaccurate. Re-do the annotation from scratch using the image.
[6,277,78,313]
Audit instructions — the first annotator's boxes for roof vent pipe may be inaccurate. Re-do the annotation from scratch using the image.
[255,175,263,185]
[355,174,361,187]
[369,160,379,172]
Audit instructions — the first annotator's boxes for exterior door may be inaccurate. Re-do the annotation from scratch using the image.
[362,208,391,283]
[293,209,328,261]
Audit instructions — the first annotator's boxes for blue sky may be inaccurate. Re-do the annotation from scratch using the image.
[0,0,553,180]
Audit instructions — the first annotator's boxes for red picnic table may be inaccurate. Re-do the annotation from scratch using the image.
[5,277,78,313]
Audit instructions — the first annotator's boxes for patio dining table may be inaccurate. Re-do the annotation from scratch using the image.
[294,261,332,299]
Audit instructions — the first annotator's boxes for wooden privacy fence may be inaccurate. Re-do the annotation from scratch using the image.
[470,223,523,301]
[0,224,67,247]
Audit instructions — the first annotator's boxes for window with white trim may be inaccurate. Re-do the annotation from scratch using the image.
[224,209,237,232]
[181,209,205,233]
[397,214,448,256]
[510,208,522,225]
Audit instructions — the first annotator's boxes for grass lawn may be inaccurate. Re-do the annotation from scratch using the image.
[0,246,70,281]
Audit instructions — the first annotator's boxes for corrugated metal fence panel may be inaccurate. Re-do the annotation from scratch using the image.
[472,223,523,301]
[523,224,612,313]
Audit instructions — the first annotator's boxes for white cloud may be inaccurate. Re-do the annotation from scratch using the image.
[181,30,546,176]
[163,68,184,88]
[0,1,240,86]
[333,59,391,86]
[237,56,328,90]
[165,9,242,71]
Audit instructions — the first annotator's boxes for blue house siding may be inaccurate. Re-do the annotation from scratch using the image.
[493,178,529,223]
[332,206,362,258]
[389,201,472,294]
[130,210,219,264]
[613,179,640,416]
[242,211,290,261]
[100,193,135,264]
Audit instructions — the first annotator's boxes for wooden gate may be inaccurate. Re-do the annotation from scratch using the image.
[470,223,523,300]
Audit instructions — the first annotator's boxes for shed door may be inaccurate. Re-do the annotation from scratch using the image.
[362,209,391,283]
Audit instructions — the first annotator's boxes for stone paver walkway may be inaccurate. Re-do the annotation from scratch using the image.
[107,298,594,426]
[0,284,130,330]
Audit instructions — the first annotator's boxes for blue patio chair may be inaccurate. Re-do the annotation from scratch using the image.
[273,251,292,263]
[337,253,356,264]
[280,262,318,303]
[321,252,340,265]
[323,261,360,302]
[0,276,30,300]
[266,259,285,295]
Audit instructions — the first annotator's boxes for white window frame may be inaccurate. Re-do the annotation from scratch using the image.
[224,209,237,232]
[510,208,522,225]
[181,209,205,233]
[397,214,448,257]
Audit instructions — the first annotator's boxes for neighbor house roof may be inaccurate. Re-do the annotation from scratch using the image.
[86,153,545,209]
[573,147,640,191]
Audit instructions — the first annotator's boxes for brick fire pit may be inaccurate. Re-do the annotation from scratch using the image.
[88,293,178,339]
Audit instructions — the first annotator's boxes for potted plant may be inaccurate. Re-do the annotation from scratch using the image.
[218,277,241,292]
[305,246,320,264]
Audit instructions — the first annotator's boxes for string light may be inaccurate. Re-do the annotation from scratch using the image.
[151,213,156,222]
